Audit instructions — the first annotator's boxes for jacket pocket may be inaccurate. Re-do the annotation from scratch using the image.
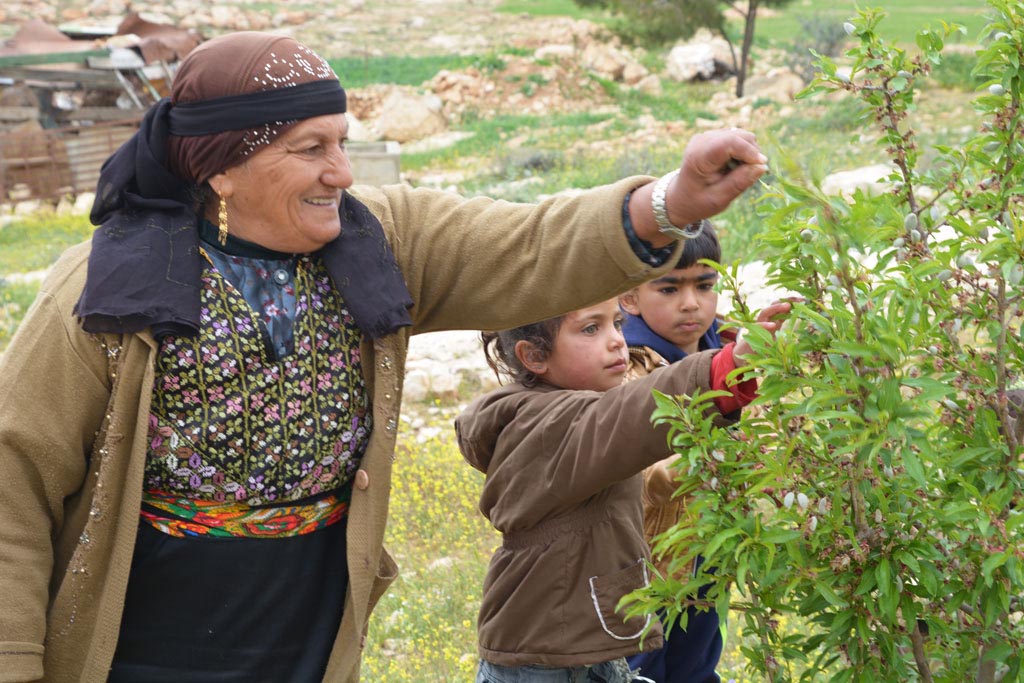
[587,558,652,641]
[369,546,399,613]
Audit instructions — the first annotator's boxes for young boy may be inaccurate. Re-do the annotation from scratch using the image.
[618,220,745,683]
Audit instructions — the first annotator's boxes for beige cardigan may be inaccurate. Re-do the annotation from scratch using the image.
[0,177,683,683]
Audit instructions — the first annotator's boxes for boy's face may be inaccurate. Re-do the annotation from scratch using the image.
[621,264,719,354]
[535,299,628,392]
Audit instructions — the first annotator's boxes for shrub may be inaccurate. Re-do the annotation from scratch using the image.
[932,51,987,91]
[627,3,1024,682]
[786,12,851,83]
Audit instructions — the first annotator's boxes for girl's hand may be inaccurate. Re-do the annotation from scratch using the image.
[734,299,796,365]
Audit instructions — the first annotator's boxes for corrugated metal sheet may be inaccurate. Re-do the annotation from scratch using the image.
[0,119,138,201]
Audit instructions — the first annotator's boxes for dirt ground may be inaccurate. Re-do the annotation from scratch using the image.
[301,0,598,57]
[0,0,589,57]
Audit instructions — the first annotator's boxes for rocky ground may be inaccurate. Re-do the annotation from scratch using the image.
[0,0,593,57]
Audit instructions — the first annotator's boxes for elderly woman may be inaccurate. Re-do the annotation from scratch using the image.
[0,32,765,683]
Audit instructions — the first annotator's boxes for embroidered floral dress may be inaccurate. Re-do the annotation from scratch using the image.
[109,229,371,682]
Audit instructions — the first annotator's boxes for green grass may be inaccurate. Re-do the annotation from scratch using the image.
[502,0,990,48]
[363,409,497,682]
[617,78,719,123]
[0,279,41,352]
[0,213,93,275]
[364,407,811,683]
[931,51,987,89]
[748,0,991,47]
[401,111,616,170]
[497,0,609,20]
[240,1,318,11]
[329,53,512,89]
[0,212,92,352]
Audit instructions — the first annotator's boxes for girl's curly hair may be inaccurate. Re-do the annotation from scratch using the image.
[481,315,565,387]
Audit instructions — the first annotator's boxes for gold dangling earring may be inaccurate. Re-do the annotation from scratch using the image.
[217,195,229,245]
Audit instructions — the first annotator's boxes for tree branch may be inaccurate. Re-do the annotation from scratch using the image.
[977,642,997,683]
[910,622,934,683]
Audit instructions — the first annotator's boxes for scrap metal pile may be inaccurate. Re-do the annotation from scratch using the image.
[0,13,201,202]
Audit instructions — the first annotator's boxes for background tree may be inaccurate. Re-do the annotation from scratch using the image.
[571,0,796,96]
[626,2,1024,681]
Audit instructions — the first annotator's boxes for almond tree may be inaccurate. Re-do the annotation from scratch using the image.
[626,3,1024,681]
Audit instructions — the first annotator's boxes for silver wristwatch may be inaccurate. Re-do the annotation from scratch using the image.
[651,169,706,240]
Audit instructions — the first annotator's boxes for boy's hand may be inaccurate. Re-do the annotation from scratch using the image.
[734,299,795,365]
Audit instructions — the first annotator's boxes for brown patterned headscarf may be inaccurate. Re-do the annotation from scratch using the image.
[167,32,344,183]
[78,32,413,340]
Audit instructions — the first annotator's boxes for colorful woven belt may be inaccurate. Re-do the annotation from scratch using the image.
[140,489,350,539]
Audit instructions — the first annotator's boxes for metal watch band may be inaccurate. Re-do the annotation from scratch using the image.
[651,169,706,240]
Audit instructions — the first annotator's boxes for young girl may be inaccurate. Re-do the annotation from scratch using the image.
[455,297,783,683]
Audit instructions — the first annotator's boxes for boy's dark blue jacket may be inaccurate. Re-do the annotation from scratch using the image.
[621,312,725,683]
[621,313,723,360]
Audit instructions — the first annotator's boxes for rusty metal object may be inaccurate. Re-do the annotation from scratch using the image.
[0,14,202,202]
[0,15,402,202]
[0,118,138,201]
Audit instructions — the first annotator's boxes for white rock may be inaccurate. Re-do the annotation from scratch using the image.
[717,261,796,314]
[666,43,718,82]
[376,91,447,143]
[743,68,805,102]
[665,30,734,82]
[428,369,458,397]
[534,44,576,60]
[622,61,650,86]
[402,369,431,403]
[13,200,42,216]
[820,164,894,198]
[632,74,662,96]
[73,192,96,215]
[581,42,628,81]
[345,113,378,142]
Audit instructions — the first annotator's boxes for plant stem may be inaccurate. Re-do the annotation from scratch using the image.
[910,621,934,683]
[977,641,997,683]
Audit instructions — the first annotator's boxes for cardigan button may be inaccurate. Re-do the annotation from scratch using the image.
[272,268,290,286]
[354,469,370,490]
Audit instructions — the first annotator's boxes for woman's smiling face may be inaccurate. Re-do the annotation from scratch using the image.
[210,113,353,253]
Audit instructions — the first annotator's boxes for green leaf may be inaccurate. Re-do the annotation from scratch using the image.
[901,448,927,486]
[760,528,802,544]
[981,551,1009,584]
[876,557,892,588]
[817,581,849,609]
[703,526,746,558]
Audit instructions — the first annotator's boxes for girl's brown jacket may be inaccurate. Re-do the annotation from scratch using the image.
[455,351,736,668]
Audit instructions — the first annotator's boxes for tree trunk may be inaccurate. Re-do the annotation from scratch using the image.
[736,0,759,97]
